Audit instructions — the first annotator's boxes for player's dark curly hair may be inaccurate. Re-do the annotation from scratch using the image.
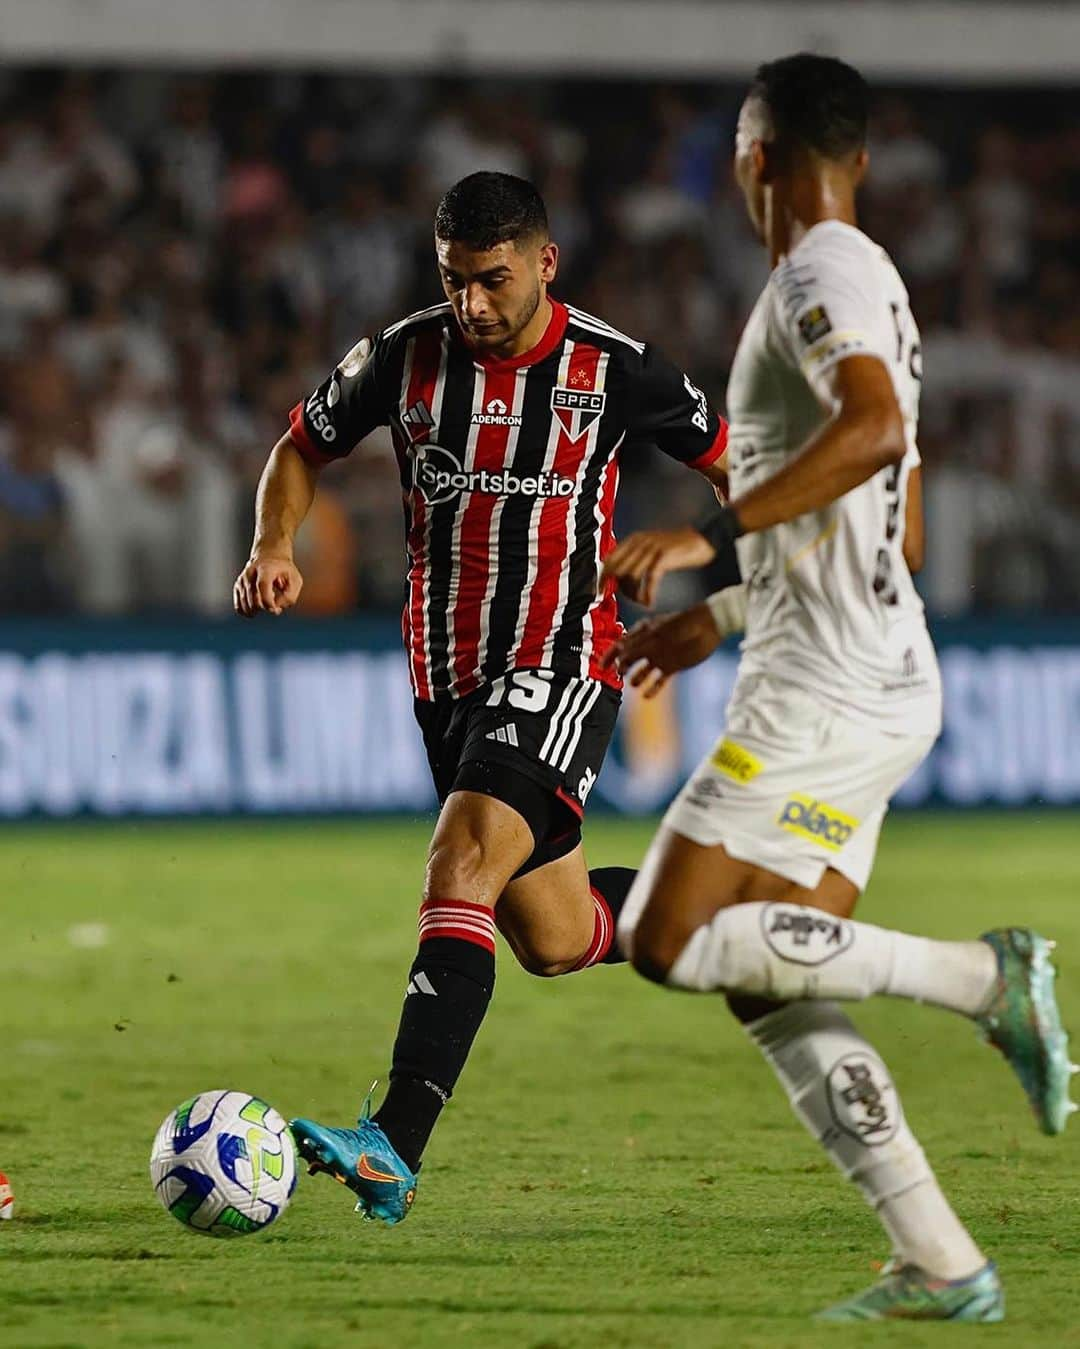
[749,53,868,160]
[435,172,549,251]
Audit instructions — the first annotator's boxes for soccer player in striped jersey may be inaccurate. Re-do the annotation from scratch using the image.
[233,172,728,1222]
[601,54,1072,1322]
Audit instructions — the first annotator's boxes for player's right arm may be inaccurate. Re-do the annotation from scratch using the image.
[718,352,905,534]
[234,436,318,617]
[233,333,392,618]
[604,235,909,602]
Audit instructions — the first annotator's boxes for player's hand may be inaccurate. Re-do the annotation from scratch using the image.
[600,526,716,608]
[233,552,304,617]
[600,603,722,698]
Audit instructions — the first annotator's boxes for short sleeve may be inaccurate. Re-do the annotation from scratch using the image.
[773,232,889,397]
[626,345,728,470]
[288,333,392,465]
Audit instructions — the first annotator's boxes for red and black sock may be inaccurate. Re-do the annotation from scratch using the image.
[373,899,496,1172]
[569,866,636,970]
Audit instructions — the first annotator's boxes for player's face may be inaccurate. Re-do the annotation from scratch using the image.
[734,97,770,243]
[436,237,558,353]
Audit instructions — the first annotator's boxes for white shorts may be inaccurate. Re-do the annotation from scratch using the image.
[663,673,935,893]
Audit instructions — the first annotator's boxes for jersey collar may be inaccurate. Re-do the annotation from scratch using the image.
[457,298,568,371]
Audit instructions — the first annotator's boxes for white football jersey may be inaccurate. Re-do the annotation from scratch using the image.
[727,219,941,735]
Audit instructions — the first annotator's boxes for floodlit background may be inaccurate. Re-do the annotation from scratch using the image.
[0,0,1078,816]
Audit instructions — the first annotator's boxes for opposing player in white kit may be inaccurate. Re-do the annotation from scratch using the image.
[602,54,1073,1323]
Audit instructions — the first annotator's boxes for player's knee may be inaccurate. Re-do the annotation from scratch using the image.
[498,910,592,977]
[629,925,682,985]
[513,924,593,978]
[625,896,701,985]
[514,948,579,978]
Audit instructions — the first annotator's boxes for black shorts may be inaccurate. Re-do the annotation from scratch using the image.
[414,669,621,877]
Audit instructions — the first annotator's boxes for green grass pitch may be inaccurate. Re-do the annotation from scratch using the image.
[2,813,1079,1347]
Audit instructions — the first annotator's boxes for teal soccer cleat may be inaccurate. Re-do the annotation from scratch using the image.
[816,1260,1004,1322]
[976,928,1076,1136]
[290,1093,418,1224]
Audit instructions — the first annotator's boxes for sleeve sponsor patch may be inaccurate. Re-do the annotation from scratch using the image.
[339,335,374,377]
[797,305,833,346]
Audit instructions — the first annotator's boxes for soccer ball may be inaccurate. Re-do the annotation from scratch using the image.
[150,1090,297,1237]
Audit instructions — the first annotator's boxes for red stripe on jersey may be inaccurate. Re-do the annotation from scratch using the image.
[688,417,729,470]
[449,365,520,693]
[402,327,446,701]
[513,342,603,670]
[586,451,624,687]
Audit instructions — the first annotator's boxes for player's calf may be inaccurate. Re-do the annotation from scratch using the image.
[520,868,633,975]
[661,899,998,1015]
[498,859,636,976]
[744,999,990,1285]
[366,792,532,1173]
[569,868,635,971]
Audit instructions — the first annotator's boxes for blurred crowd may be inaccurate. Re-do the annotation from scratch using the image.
[1,68,1078,619]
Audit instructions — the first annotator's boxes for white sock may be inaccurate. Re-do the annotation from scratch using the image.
[746,999,987,1280]
[668,901,997,1016]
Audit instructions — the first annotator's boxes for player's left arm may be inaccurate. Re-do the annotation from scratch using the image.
[903,464,924,573]
[625,345,730,481]
[609,349,731,601]
[697,451,730,500]
[598,581,747,697]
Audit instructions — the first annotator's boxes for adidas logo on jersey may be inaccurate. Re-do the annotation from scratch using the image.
[403,400,435,433]
[485,724,519,748]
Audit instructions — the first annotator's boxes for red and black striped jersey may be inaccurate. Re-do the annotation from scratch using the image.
[288,298,727,700]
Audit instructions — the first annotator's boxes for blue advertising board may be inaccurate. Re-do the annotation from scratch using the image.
[1,618,1078,818]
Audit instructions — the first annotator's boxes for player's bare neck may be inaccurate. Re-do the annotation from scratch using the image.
[768,172,858,267]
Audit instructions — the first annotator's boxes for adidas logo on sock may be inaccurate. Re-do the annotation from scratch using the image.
[406,970,438,997]
[485,724,519,748]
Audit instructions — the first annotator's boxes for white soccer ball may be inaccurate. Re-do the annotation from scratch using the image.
[150,1090,297,1237]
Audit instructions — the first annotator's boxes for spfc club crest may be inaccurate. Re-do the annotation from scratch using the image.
[551,386,606,442]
